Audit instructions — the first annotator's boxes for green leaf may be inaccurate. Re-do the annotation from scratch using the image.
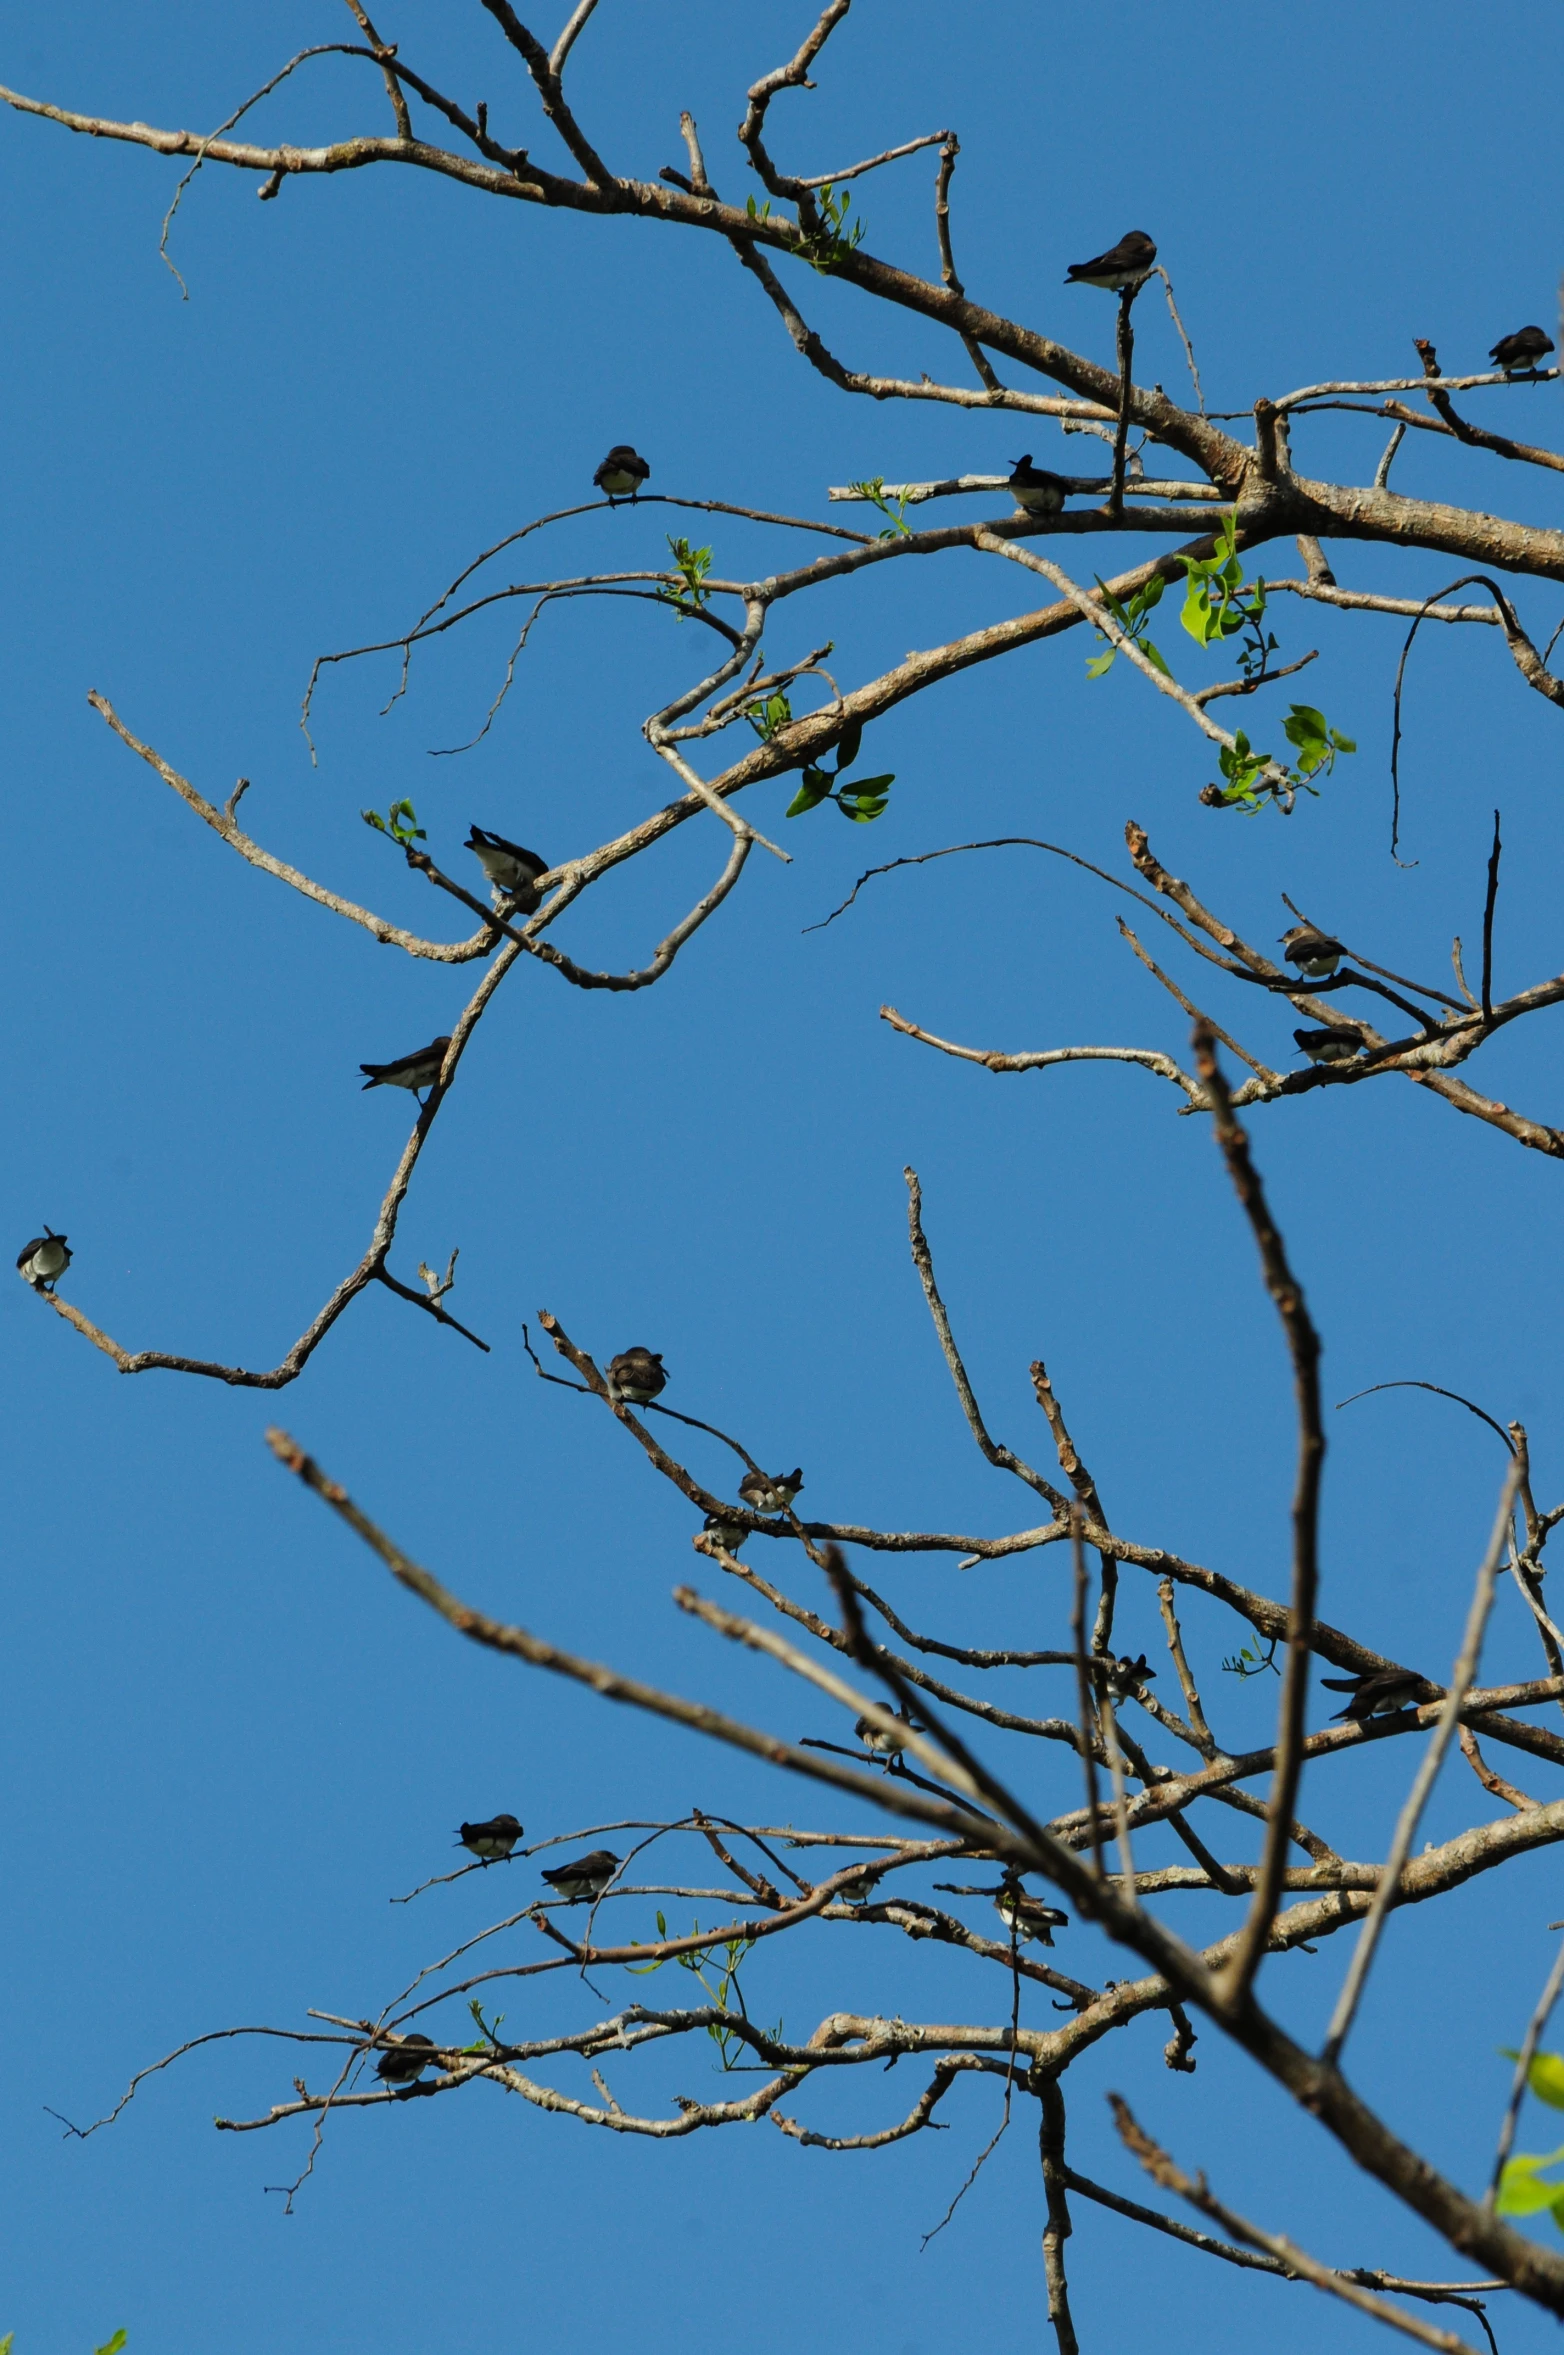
[834,718,863,771]
[1135,571,1166,614]
[361,807,388,834]
[96,2337,129,2355]
[840,794,890,823]
[1497,2146,1564,2216]
[1141,638,1172,678]
[1284,705,1328,746]
[1502,2048,1564,2109]
[1329,728,1357,753]
[1085,648,1117,681]
[786,770,831,817]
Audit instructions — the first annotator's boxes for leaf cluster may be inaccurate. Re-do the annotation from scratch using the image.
[628,1913,781,2071]
[844,475,912,540]
[784,717,894,823]
[360,798,426,847]
[1498,2049,1564,2229]
[658,535,713,620]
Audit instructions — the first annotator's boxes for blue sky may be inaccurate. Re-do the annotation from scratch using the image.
[6,3,1564,2348]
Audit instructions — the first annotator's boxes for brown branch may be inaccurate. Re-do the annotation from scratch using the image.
[1194,1028,1322,2010]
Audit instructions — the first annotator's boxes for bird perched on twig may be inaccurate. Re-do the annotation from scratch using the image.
[465,827,550,911]
[702,1511,748,1554]
[1065,230,1157,290]
[739,1466,804,1514]
[608,1346,666,1404]
[1007,455,1066,516]
[833,1863,880,1905]
[1320,1667,1435,1721]
[359,1036,452,1099]
[457,1813,523,1862]
[375,2032,437,2086]
[1489,325,1555,375]
[996,1879,1070,1946]
[1279,924,1345,979]
[17,1228,72,1292]
[1105,1652,1155,1700]
[594,444,650,502]
[540,1848,621,1904]
[855,1705,923,1758]
[1294,1024,1362,1066]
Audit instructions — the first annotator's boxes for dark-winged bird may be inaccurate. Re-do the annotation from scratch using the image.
[1065,230,1157,290]
[1490,325,1555,374]
[1280,924,1344,979]
[1106,1652,1155,1699]
[608,1346,666,1404]
[594,445,650,502]
[360,1036,451,1099]
[540,1848,621,1904]
[1320,1667,1435,1721]
[465,827,550,911]
[996,1881,1069,1946]
[834,1863,880,1905]
[17,1228,72,1292]
[1008,456,1066,517]
[457,1813,523,1862]
[376,2031,437,2085]
[739,1466,804,1514]
[1294,1024,1362,1066]
[855,1705,922,1758]
[702,1511,748,1554]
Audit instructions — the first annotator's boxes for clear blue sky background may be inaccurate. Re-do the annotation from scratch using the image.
[6,4,1564,2349]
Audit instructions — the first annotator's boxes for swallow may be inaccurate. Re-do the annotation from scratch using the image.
[996,1882,1069,1945]
[1007,455,1067,516]
[702,1511,748,1554]
[594,445,651,502]
[457,1813,523,1862]
[465,827,550,911]
[375,2031,437,2085]
[359,1036,452,1098]
[1065,230,1157,290]
[738,1466,804,1514]
[833,1863,880,1905]
[17,1228,72,1292]
[1489,325,1555,374]
[1105,1652,1155,1700]
[1294,1024,1362,1066]
[1320,1667,1435,1721]
[608,1347,666,1404]
[539,1848,621,1904]
[1280,924,1345,979]
[855,1706,922,1758]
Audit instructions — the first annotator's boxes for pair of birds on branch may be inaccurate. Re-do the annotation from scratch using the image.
[1006,231,1160,517]
[1276,922,1375,1069]
[455,1815,625,1903]
[357,825,551,1100]
[606,1346,805,1518]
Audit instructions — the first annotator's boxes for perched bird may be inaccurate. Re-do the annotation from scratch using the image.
[456,1813,523,1862]
[465,827,550,911]
[833,1863,880,1905]
[855,1706,922,1758]
[375,2031,437,2086]
[1279,924,1345,980]
[608,1346,667,1404]
[1490,325,1555,374]
[594,445,650,502]
[739,1466,804,1514]
[17,1228,72,1292]
[540,1848,621,1904]
[1065,229,1157,290]
[1106,1652,1156,1700]
[996,1881,1070,1946]
[1320,1667,1435,1722]
[1294,1024,1362,1066]
[359,1036,451,1098]
[702,1511,748,1554]
[1008,455,1067,517]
